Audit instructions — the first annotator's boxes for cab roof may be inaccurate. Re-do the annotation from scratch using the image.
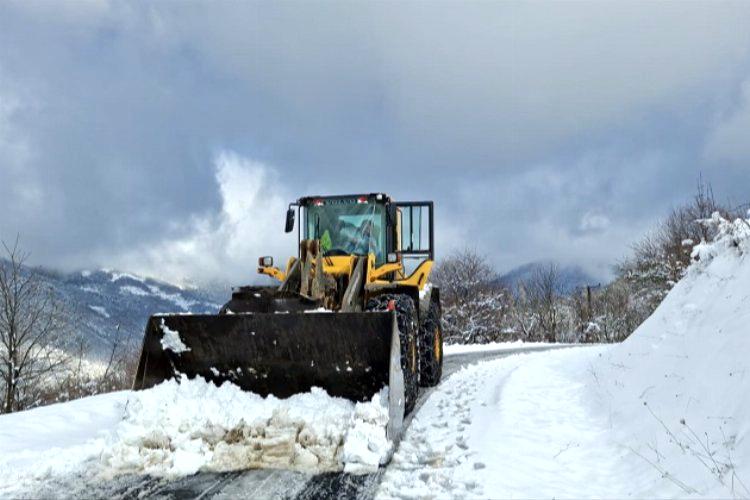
[296,193,392,206]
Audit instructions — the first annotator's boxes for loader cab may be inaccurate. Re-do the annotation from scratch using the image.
[288,193,434,269]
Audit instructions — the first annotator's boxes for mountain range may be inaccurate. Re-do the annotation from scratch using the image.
[29,266,225,359]
[495,261,602,295]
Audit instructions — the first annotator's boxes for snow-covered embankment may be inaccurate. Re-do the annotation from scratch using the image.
[379,214,750,499]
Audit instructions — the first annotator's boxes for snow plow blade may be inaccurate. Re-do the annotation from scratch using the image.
[133,312,405,439]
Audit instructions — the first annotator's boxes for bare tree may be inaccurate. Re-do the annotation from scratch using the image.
[100,323,138,392]
[521,263,565,342]
[509,284,537,340]
[431,248,512,343]
[615,178,740,330]
[431,248,497,300]
[0,238,71,413]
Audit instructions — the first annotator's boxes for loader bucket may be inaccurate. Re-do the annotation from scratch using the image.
[133,312,405,440]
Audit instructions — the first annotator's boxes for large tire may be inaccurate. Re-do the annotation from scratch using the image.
[418,297,443,387]
[366,294,419,414]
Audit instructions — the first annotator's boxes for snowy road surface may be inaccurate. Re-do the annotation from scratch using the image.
[1,344,570,499]
[379,347,623,498]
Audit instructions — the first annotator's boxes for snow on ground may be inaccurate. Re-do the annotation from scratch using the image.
[0,378,392,496]
[379,215,750,499]
[0,392,129,496]
[119,284,149,297]
[108,270,145,283]
[586,215,750,498]
[378,348,624,499]
[88,304,110,318]
[145,284,198,311]
[118,282,199,311]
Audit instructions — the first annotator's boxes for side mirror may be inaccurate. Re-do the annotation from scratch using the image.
[285,208,295,233]
[258,256,274,267]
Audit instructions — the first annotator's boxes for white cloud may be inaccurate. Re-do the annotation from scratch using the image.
[113,151,296,286]
[579,212,611,233]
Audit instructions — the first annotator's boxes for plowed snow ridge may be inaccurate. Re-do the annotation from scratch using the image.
[102,377,393,478]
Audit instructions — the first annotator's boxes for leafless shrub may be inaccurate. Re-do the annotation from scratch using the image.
[613,178,743,338]
[639,404,750,498]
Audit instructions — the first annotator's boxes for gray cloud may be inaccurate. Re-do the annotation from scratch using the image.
[2,1,750,284]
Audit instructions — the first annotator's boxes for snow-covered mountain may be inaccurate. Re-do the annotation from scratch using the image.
[31,266,225,358]
[496,260,600,294]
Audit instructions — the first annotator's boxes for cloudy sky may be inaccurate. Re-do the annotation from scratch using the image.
[2,1,750,285]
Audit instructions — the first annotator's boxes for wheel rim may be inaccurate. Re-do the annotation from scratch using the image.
[434,326,442,362]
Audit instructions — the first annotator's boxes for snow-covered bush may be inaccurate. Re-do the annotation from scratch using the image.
[614,181,738,331]
[567,182,743,345]
[434,253,589,344]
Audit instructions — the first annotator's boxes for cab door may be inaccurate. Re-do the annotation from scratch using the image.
[395,201,434,275]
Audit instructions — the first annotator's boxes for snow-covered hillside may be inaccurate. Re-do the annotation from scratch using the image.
[588,215,750,497]
[30,266,222,357]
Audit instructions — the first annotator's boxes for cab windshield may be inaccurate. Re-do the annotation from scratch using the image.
[304,199,386,264]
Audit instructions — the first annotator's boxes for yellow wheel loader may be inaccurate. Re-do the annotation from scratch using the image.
[133,193,442,439]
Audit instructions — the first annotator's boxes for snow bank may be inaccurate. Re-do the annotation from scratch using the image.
[100,377,392,478]
[585,214,750,497]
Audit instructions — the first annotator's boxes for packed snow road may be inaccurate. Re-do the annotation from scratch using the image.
[0,343,568,500]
